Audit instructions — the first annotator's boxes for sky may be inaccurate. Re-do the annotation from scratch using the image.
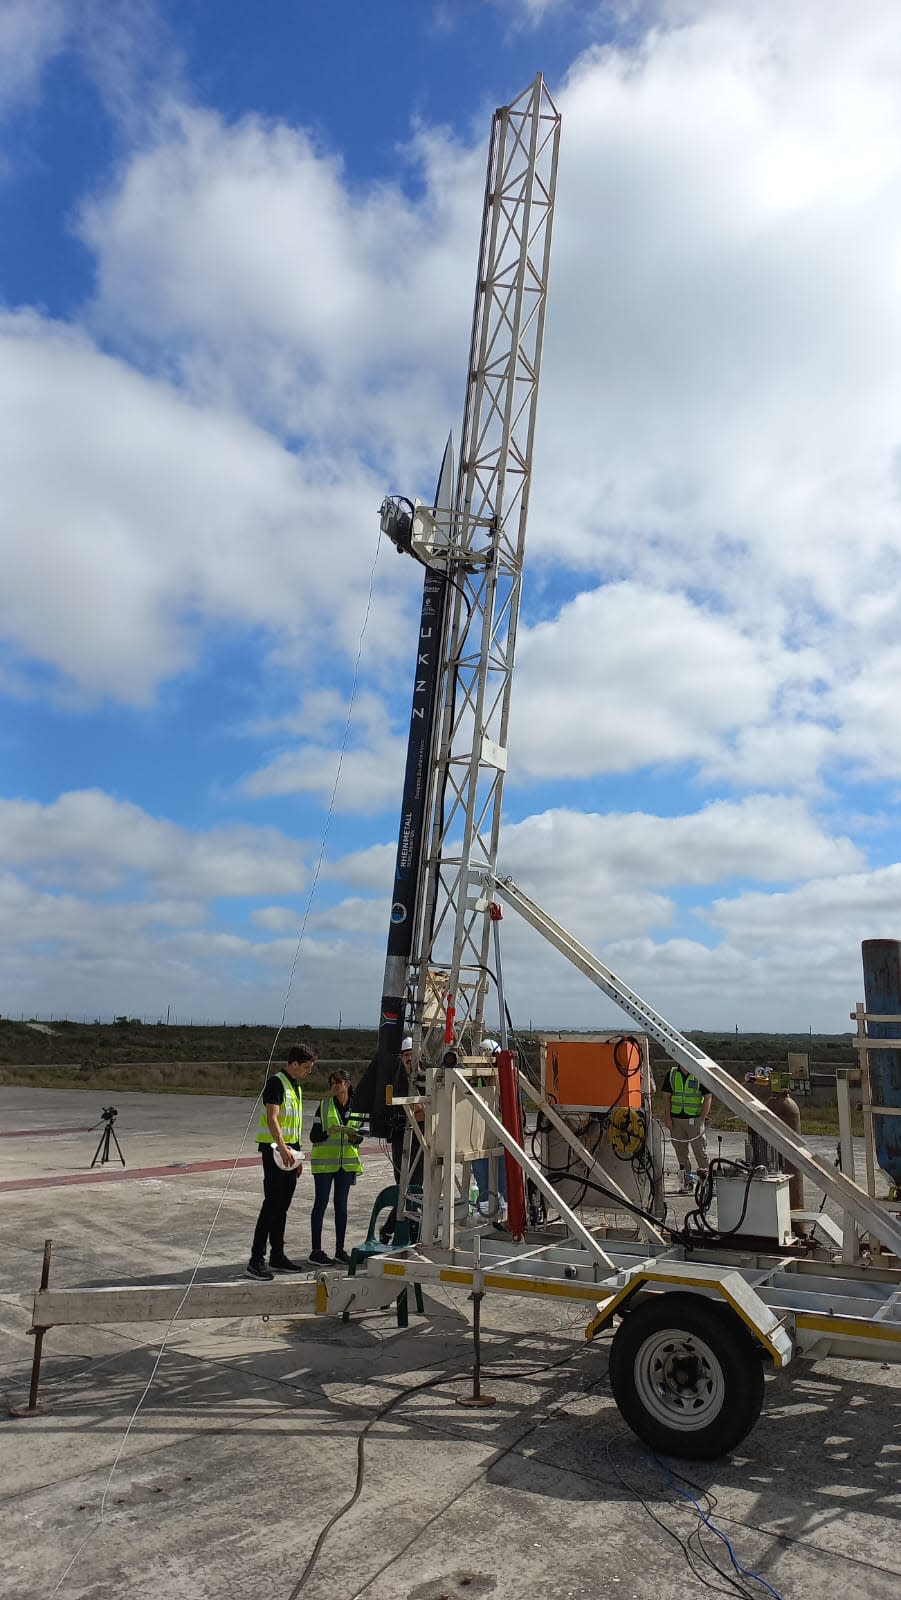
[2,0,901,1035]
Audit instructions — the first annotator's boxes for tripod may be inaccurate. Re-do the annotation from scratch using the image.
[90,1112,126,1168]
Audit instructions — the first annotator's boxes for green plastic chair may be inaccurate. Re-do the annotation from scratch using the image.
[344,1184,424,1326]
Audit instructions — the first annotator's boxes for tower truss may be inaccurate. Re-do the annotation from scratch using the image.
[411,73,561,1054]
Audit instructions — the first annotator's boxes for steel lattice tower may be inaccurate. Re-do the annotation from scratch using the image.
[410,74,561,1055]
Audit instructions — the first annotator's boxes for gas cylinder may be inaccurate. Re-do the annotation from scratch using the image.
[765,1082,804,1213]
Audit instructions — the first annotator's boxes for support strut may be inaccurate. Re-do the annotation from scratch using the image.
[486,871,901,1259]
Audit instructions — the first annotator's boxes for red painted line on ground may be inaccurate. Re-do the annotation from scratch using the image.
[0,1142,386,1192]
[0,1156,261,1191]
[0,1125,94,1139]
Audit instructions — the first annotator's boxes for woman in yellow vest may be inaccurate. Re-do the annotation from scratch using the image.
[308,1069,366,1266]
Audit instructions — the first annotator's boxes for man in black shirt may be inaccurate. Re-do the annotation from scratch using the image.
[661,1066,712,1193]
[247,1043,316,1279]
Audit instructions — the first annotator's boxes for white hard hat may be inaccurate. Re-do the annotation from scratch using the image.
[401,1036,414,1052]
[481,1038,501,1054]
[272,1144,302,1171]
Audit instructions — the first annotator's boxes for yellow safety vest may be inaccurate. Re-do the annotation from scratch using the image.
[310,1098,365,1175]
[669,1070,704,1117]
[257,1072,303,1145]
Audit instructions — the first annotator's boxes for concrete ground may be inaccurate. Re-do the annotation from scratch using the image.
[1,1088,900,1600]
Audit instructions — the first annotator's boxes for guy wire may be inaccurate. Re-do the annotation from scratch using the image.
[50,527,385,1595]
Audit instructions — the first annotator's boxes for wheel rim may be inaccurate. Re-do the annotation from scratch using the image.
[633,1327,726,1432]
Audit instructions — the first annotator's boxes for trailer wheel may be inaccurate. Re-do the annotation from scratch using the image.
[609,1293,765,1459]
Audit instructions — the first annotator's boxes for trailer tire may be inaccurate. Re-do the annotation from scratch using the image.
[609,1292,765,1459]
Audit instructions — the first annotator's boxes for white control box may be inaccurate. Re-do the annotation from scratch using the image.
[715,1173,793,1245]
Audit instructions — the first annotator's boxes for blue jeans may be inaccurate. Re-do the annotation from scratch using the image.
[311,1169,355,1253]
[473,1156,507,1204]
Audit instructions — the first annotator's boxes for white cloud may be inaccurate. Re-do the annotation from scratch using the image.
[6,0,901,1033]
[511,582,818,778]
[243,740,406,814]
[699,720,837,791]
[497,795,862,960]
[504,796,861,891]
[0,0,67,115]
[491,0,571,24]
[0,875,381,1025]
[0,790,309,898]
[310,897,388,936]
[0,312,410,701]
[247,687,357,741]
[251,906,300,933]
[829,648,901,781]
[0,1,179,140]
[495,914,868,1037]
[79,102,480,478]
[704,865,901,951]
[295,796,863,1032]
[242,693,407,814]
[0,871,205,940]
[7,4,899,792]
[569,862,901,1029]
[0,791,875,1031]
[529,0,901,609]
[323,842,395,893]
[75,0,183,136]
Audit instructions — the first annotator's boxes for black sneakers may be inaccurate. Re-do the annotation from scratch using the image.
[333,1249,351,1267]
[308,1249,333,1266]
[269,1256,305,1272]
[246,1258,274,1281]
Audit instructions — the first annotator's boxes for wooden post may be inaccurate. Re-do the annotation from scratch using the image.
[836,1074,859,1264]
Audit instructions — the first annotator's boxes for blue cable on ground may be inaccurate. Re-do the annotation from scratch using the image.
[652,1453,786,1600]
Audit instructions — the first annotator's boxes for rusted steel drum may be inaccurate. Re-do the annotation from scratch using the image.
[861,940,901,1189]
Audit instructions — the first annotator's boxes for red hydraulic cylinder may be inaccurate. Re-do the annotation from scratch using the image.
[497,1048,527,1241]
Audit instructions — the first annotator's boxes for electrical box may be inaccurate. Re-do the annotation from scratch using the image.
[536,1033,663,1221]
[539,1033,647,1111]
[715,1173,793,1246]
[787,1052,811,1097]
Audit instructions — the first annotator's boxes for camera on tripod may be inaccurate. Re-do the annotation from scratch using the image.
[90,1105,125,1168]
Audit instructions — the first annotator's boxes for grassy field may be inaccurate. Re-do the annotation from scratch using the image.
[0,1018,367,1097]
[0,1018,861,1133]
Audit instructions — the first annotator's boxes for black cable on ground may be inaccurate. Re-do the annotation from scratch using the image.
[604,1435,755,1600]
[286,1341,592,1598]
[286,1370,455,1600]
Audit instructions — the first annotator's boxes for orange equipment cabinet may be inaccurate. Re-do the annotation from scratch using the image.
[539,1033,648,1111]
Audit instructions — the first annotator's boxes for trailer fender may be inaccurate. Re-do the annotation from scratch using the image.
[584,1260,794,1369]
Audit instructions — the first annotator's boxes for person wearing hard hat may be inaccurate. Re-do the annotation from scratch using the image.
[247,1042,315,1279]
[472,1039,507,1223]
[308,1069,366,1266]
[380,1035,426,1244]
